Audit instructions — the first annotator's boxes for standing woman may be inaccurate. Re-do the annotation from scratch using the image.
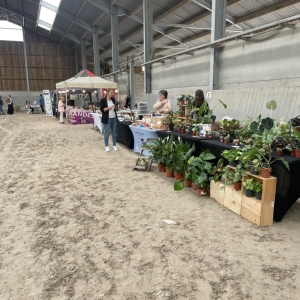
[6,95,14,115]
[58,96,65,124]
[100,88,118,152]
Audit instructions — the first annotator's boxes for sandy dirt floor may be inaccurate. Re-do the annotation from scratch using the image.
[0,112,300,300]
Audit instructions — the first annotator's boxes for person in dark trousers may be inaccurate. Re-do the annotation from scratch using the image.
[0,95,4,115]
[125,94,131,108]
[39,94,45,113]
[100,88,118,152]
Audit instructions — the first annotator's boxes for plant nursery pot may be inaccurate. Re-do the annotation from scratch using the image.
[233,181,242,191]
[192,182,197,190]
[229,161,237,167]
[166,168,174,178]
[192,132,196,136]
[169,124,174,131]
[197,188,207,197]
[256,191,262,200]
[162,125,169,131]
[245,189,254,197]
[185,130,190,135]
[260,168,271,178]
[158,164,165,172]
[224,140,229,144]
[184,180,192,188]
[276,151,283,156]
[250,167,260,175]
[290,149,295,157]
[296,149,300,159]
[175,173,184,180]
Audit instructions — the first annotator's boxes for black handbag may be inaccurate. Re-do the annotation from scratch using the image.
[290,115,300,127]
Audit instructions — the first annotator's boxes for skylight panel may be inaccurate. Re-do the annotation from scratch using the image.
[0,21,23,41]
[42,0,62,8]
[37,22,52,31]
[39,6,56,26]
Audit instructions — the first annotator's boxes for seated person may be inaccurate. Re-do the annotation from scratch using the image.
[26,101,34,113]
[153,90,172,114]
[195,89,209,115]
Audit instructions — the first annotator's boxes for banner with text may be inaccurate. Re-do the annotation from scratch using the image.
[43,90,53,117]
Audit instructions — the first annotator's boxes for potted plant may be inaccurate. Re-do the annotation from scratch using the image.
[276,147,283,156]
[212,159,224,183]
[221,166,234,186]
[166,111,178,131]
[205,130,209,138]
[220,136,224,143]
[233,138,240,146]
[192,124,200,136]
[161,119,169,131]
[221,149,239,167]
[243,178,255,197]
[176,94,185,105]
[224,134,230,144]
[232,163,247,191]
[173,137,195,180]
[253,181,263,200]
[163,135,176,177]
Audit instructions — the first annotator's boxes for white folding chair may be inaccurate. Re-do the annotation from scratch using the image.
[25,105,32,114]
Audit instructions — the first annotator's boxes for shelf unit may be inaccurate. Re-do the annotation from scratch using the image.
[210,166,277,226]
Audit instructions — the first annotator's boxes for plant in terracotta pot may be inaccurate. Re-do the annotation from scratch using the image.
[233,138,240,146]
[212,159,224,183]
[174,155,196,190]
[176,94,185,106]
[173,137,195,180]
[142,137,167,172]
[232,163,247,191]
[243,178,255,197]
[161,119,169,131]
[276,147,283,156]
[163,135,176,177]
[221,166,234,186]
[253,181,263,200]
[192,124,200,136]
[224,134,230,144]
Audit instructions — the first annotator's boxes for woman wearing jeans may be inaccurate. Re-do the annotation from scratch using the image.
[100,89,118,152]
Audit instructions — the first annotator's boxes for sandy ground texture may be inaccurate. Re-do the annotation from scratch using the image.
[0,112,300,300]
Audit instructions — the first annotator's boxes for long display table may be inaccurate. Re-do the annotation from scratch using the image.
[156,130,300,222]
[90,113,103,133]
[117,122,134,149]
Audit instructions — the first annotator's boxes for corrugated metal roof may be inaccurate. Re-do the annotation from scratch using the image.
[1,0,300,62]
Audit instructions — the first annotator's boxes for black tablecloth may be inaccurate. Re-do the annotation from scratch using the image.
[157,130,300,222]
[117,122,134,149]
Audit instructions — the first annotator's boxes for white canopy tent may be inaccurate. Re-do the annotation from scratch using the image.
[56,76,118,89]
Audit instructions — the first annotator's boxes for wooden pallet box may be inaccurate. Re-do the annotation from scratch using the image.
[224,185,242,215]
[210,181,225,205]
[241,195,274,226]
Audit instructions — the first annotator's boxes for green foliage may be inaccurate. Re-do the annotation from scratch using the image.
[221,149,239,162]
[233,164,247,183]
[166,111,178,124]
[243,178,255,191]
[266,100,277,110]
[253,181,263,193]
[174,180,184,191]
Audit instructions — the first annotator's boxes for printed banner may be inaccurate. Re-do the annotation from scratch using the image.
[43,90,53,117]
[67,110,94,125]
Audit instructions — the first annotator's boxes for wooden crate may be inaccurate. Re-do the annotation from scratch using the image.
[224,185,242,215]
[241,173,277,203]
[241,195,274,226]
[210,181,225,205]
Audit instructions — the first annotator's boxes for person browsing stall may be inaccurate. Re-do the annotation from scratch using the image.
[58,96,65,124]
[100,88,118,152]
[153,90,172,114]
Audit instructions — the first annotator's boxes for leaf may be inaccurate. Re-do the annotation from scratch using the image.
[266,100,277,110]
[218,99,227,109]
[174,180,184,191]
[280,158,290,171]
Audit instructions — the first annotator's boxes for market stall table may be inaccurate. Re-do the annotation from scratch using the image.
[117,122,134,149]
[129,125,159,156]
[156,130,300,222]
[90,113,103,133]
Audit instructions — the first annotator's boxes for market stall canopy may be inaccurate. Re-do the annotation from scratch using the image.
[56,70,118,89]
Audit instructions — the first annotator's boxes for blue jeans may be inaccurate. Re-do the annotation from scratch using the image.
[104,117,117,147]
[0,105,3,114]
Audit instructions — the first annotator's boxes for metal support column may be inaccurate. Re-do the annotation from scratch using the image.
[93,25,100,76]
[81,40,87,70]
[22,26,30,94]
[209,0,226,90]
[74,49,79,74]
[143,0,153,94]
[130,58,136,109]
[111,5,119,82]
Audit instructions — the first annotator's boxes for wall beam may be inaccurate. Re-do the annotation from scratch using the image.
[111,5,119,82]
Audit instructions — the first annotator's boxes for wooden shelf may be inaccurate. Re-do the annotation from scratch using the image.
[178,117,193,120]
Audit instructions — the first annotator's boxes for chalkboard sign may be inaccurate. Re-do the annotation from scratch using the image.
[248,161,253,167]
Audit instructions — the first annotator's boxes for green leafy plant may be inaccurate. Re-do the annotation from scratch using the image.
[173,137,195,174]
[243,178,255,191]
[142,138,167,165]
[233,163,247,183]
[221,149,239,163]
[197,99,227,124]
[253,181,263,193]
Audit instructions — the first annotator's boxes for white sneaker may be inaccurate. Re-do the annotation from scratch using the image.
[105,146,110,152]
[113,146,118,151]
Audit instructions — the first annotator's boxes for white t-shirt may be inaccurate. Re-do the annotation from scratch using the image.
[107,100,116,118]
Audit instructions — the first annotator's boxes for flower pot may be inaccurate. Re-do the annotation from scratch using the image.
[184,180,192,188]
[229,161,237,167]
[256,191,262,200]
[245,189,254,197]
[158,164,165,172]
[192,132,196,136]
[233,181,242,191]
[179,100,184,105]
[276,150,283,156]
[260,168,271,178]
[224,140,229,144]
[250,167,260,175]
[166,168,174,178]
[197,188,207,197]
[205,134,209,138]
[185,130,189,135]
[192,182,197,190]
[162,124,169,131]
[290,149,295,157]
[296,149,300,159]
[175,173,184,180]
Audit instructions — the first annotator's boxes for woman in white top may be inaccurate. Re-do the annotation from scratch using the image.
[100,89,118,152]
